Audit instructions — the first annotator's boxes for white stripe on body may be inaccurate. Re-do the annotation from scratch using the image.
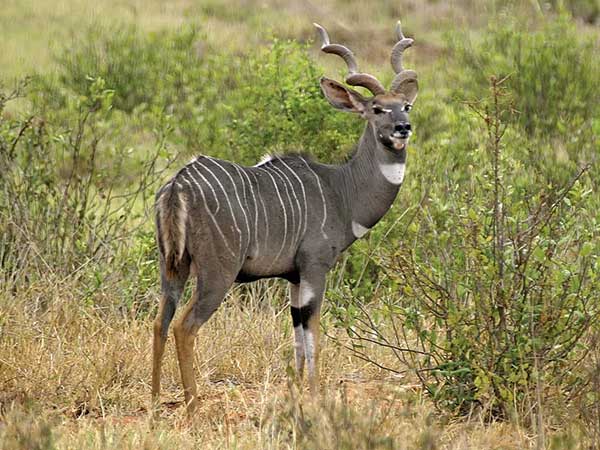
[299,157,328,239]
[195,159,243,257]
[272,158,305,247]
[207,158,251,257]
[257,167,289,269]
[277,157,308,240]
[178,172,235,257]
[250,171,270,249]
[179,171,197,202]
[266,165,297,249]
[189,163,220,214]
[269,162,303,249]
[234,165,260,253]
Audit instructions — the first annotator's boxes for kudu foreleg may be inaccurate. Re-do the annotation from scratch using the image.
[289,283,305,378]
[305,304,322,393]
[290,272,326,393]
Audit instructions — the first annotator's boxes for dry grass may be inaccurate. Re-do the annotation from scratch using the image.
[2,1,598,448]
[0,276,590,449]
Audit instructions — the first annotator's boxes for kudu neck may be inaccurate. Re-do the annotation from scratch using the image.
[337,122,404,229]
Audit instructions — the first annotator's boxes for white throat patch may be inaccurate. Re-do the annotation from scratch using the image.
[352,221,370,239]
[379,162,406,185]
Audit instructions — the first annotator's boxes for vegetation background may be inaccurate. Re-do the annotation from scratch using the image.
[1,0,599,448]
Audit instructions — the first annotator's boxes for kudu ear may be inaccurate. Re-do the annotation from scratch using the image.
[394,75,418,104]
[319,77,368,113]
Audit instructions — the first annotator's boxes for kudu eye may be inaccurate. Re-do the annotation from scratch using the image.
[404,104,412,112]
[373,105,391,115]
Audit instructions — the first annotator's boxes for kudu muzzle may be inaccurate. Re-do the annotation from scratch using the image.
[393,121,412,139]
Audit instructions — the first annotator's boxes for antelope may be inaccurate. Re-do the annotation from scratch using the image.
[152,22,418,415]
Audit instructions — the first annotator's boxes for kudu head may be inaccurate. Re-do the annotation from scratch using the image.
[315,22,418,152]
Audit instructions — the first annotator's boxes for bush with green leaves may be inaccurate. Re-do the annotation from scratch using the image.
[448,14,599,155]
[44,24,361,165]
[53,24,202,113]
[0,78,168,309]
[338,77,600,421]
[223,39,362,164]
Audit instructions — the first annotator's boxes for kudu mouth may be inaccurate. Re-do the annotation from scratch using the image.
[378,123,412,151]
[390,133,410,151]
[379,130,411,152]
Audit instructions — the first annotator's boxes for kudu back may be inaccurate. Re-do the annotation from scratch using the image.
[152,21,419,415]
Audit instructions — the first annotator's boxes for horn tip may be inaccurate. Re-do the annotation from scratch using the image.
[395,20,403,38]
[313,23,330,46]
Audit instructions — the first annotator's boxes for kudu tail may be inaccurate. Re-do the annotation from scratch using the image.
[156,182,189,279]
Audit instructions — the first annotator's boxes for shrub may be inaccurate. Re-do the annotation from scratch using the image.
[448,14,599,140]
[337,77,600,421]
[54,24,202,113]
[46,24,361,164]
[0,78,166,307]
[224,39,361,164]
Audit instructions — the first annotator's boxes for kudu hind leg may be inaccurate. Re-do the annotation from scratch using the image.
[152,270,188,408]
[173,273,234,415]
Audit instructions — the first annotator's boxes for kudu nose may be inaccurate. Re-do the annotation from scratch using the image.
[394,122,412,137]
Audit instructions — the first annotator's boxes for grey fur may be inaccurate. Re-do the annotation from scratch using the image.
[152,23,419,414]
